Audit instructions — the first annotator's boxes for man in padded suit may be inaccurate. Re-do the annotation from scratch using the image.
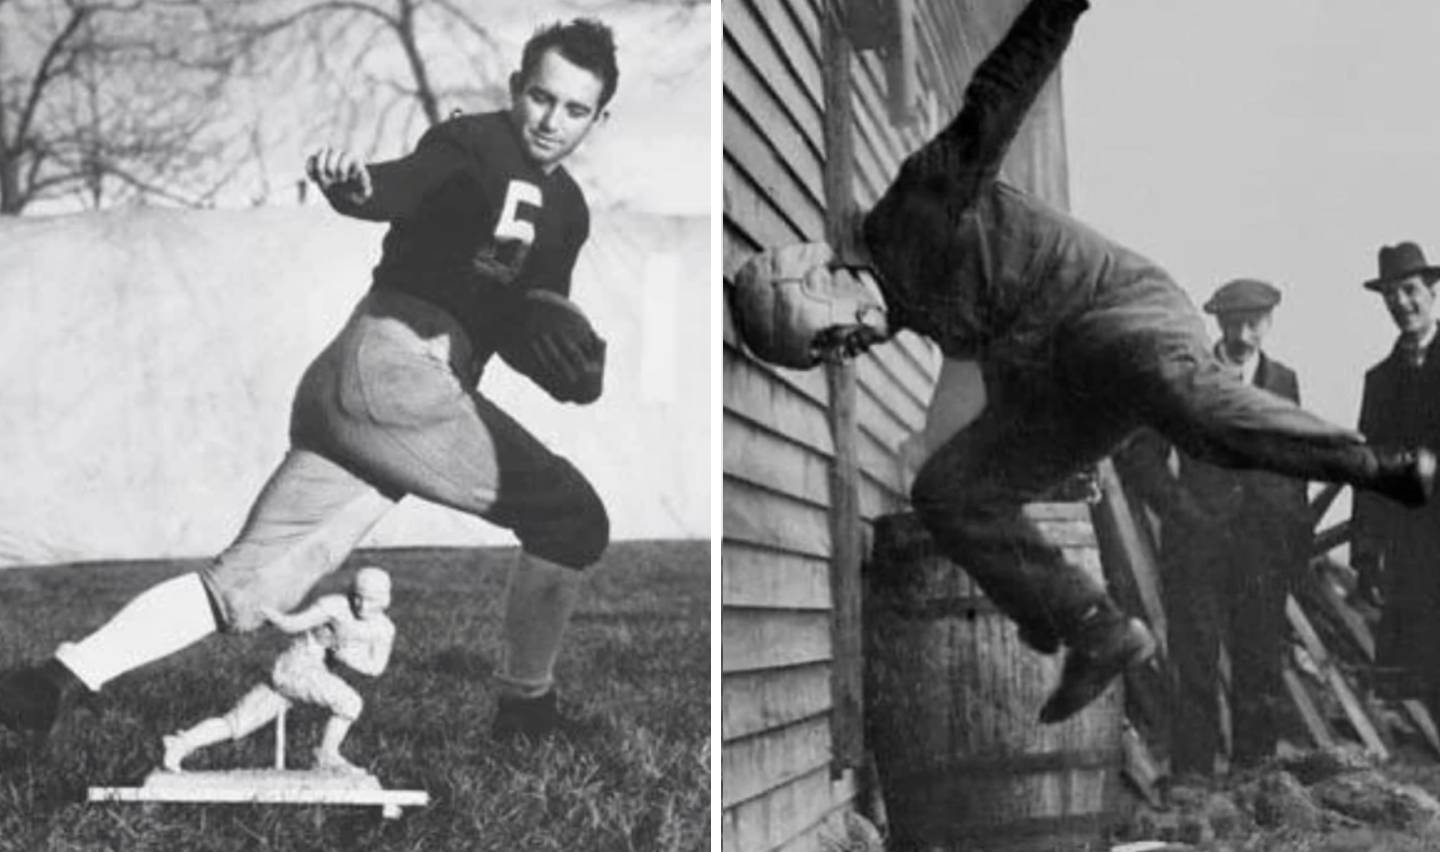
[732,0,1435,724]
[0,18,617,743]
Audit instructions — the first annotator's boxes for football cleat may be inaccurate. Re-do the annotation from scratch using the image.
[0,659,86,736]
[492,690,598,742]
[1039,616,1156,724]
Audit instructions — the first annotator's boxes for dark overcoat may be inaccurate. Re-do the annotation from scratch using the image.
[1354,335,1440,675]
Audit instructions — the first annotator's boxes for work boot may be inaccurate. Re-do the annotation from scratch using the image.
[0,659,85,736]
[1038,612,1156,725]
[493,690,566,741]
[1371,446,1437,508]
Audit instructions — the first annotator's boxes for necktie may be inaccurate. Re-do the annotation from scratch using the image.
[1398,336,1427,369]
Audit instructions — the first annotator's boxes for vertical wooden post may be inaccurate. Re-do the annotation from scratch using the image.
[822,0,864,776]
[1094,459,1168,658]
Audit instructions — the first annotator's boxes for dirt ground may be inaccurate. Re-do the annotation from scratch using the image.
[1114,743,1440,851]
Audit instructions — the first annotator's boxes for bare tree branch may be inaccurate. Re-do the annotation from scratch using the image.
[22,138,49,200]
[100,159,210,206]
[243,0,398,43]
[562,0,708,9]
[425,0,500,55]
[212,0,507,144]
[394,0,437,124]
[1,0,250,213]
[28,168,86,196]
[15,4,90,150]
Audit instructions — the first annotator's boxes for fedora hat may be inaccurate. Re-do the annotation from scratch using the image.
[1364,242,1440,292]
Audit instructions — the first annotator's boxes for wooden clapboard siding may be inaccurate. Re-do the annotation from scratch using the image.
[725,480,832,559]
[724,665,835,740]
[723,715,835,807]
[726,408,899,523]
[724,1,1072,849]
[723,608,834,674]
[722,0,852,839]
[723,768,858,852]
[723,542,833,611]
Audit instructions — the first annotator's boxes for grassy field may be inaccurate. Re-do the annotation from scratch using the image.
[0,540,709,852]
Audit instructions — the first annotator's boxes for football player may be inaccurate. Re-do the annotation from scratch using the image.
[0,18,617,743]
[732,0,1436,724]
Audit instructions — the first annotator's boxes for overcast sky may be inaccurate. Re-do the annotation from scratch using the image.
[1065,1,1440,430]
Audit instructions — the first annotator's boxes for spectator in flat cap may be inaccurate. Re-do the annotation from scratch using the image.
[1116,278,1308,774]
[1353,241,1440,718]
[1204,278,1281,315]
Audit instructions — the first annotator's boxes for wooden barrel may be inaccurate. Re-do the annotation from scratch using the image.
[865,507,1124,852]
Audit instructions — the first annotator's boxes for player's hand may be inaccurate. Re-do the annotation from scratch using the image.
[533,329,606,387]
[811,324,887,364]
[305,146,372,205]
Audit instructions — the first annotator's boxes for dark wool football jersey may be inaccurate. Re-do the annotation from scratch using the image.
[861,0,1165,369]
[326,111,590,357]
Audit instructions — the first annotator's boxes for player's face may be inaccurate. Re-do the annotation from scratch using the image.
[510,49,606,171]
[1382,275,1437,337]
[1216,309,1271,360]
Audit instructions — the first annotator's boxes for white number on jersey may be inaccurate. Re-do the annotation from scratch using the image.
[475,179,542,284]
[495,180,542,245]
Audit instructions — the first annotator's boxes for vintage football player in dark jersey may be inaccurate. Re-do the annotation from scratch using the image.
[0,18,618,743]
[732,0,1436,724]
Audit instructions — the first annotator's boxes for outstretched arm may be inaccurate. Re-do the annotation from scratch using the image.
[307,123,469,223]
[892,0,1089,209]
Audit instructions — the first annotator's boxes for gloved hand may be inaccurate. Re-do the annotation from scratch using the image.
[499,291,607,404]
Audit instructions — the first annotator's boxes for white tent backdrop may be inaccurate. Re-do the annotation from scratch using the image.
[0,204,709,566]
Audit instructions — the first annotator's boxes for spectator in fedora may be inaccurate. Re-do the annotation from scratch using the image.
[1353,241,1440,718]
[1117,278,1310,773]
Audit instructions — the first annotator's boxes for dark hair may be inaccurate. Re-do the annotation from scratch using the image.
[519,18,619,110]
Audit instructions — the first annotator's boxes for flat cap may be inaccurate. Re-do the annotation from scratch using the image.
[1203,278,1281,315]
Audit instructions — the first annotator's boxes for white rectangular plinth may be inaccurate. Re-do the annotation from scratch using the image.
[88,770,429,814]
